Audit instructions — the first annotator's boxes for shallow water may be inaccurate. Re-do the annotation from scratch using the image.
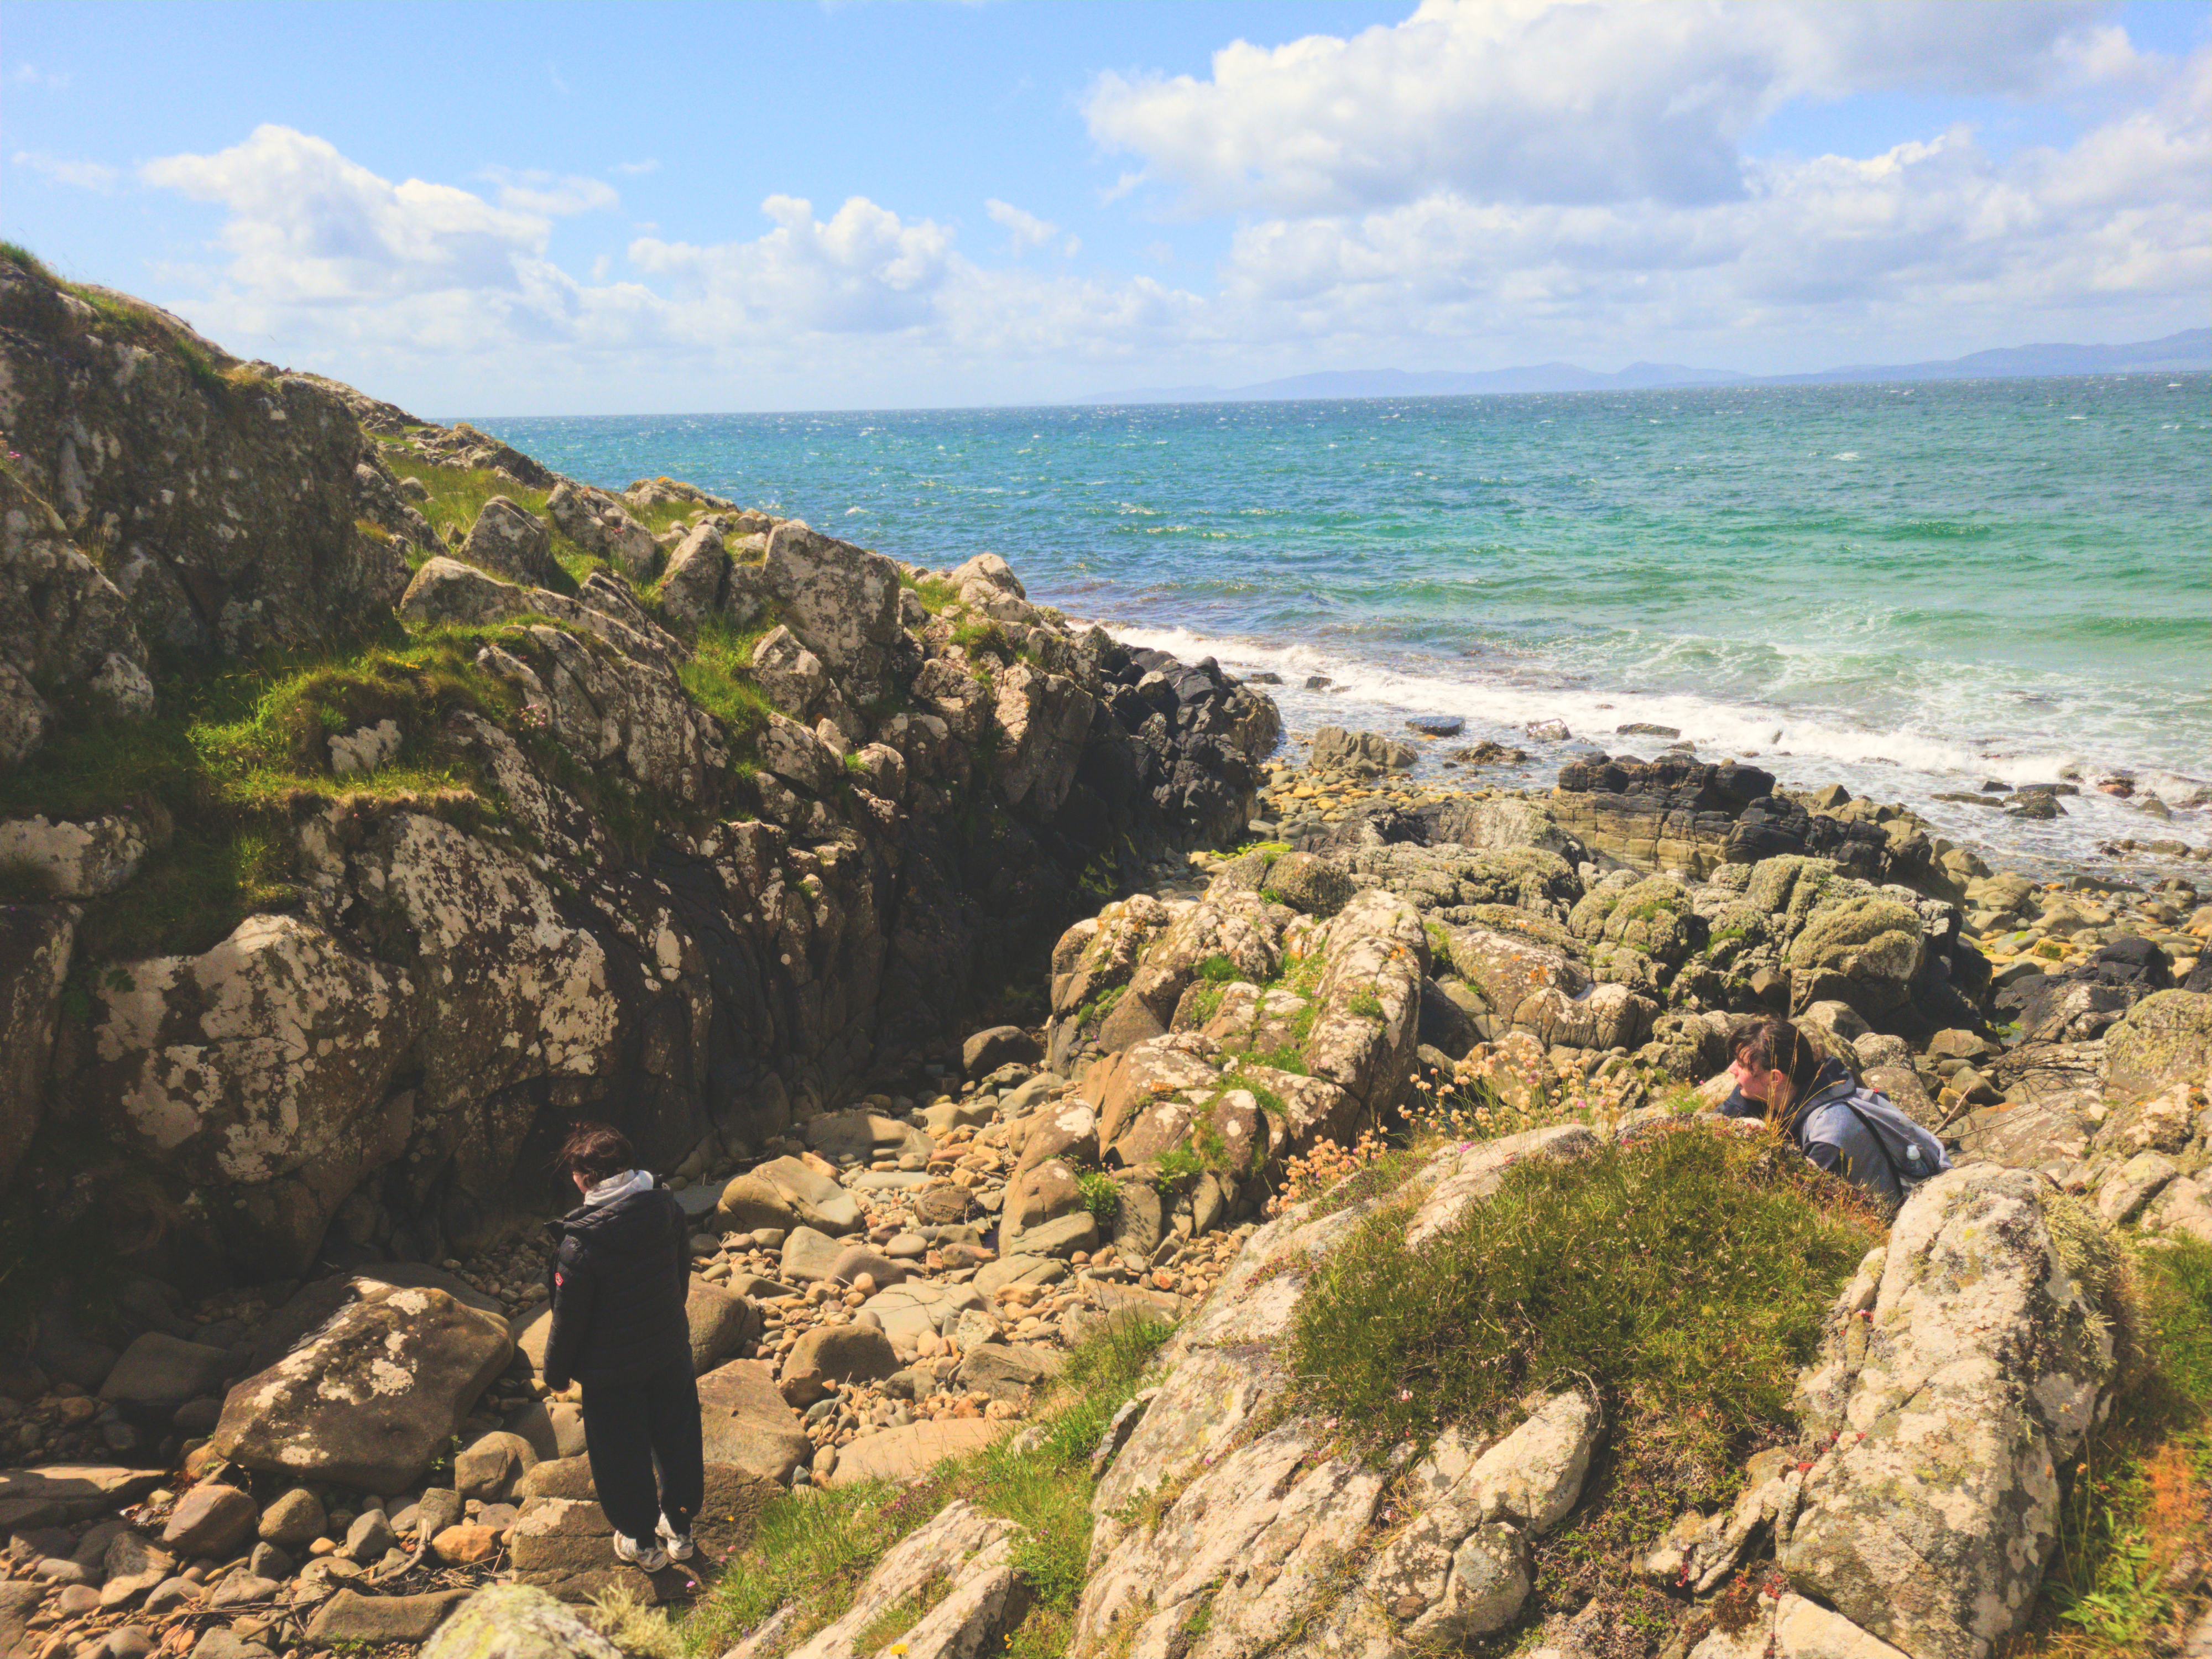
[482,373,2212,876]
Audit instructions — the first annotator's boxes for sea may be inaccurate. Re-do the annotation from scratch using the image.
[481,374,2212,878]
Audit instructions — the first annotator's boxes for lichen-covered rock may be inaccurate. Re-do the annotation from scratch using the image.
[213,1282,511,1493]
[1784,894,1926,1014]
[2103,990,2212,1106]
[763,520,907,708]
[419,1582,622,1659]
[0,467,151,722]
[2,253,406,658]
[457,496,561,588]
[545,479,655,580]
[1781,1166,2120,1659]
[774,1500,1027,1659]
[656,520,729,627]
[79,914,421,1272]
[1302,888,1426,1113]
[992,661,1097,815]
[0,811,149,897]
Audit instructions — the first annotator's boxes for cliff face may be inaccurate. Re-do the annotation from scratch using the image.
[0,252,1280,1295]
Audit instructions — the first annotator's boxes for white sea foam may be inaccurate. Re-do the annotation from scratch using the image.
[1092,617,2204,875]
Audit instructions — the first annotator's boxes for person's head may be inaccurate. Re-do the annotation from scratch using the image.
[557,1122,634,1195]
[1727,1015,1830,1119]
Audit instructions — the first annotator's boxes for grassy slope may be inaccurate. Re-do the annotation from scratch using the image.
[2022,1234,2212,1657]
[682,1316,1172,1658]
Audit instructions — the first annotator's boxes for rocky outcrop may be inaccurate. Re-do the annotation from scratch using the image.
[1782,1167,2121,1659]
[0,253,408,660]
[1551,753,1978,896]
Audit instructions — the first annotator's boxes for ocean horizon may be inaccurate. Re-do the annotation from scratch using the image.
[478,370,2212,877]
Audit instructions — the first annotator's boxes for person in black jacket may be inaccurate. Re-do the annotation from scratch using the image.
[543,1123,702,1572]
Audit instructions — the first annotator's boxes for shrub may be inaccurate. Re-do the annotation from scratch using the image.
[1078,1170,1123,1227]
[1288,1123,1881,1459]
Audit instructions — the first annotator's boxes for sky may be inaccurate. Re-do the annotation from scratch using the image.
[4,0,2207,415]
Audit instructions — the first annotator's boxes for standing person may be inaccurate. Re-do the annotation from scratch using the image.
[541,1123,702,1572]
[1723,1014,1950,1211]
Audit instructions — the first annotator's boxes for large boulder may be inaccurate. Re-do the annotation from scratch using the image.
[1781,1167,2120,1659]
[762,520,907,707]
[212,1282,513,1493]
[77,914,422,1274]
[1310,726,1416,774]
[1,253,407,658]
[1785,894,1926,1015]
[694,1359,811,1483]
[457,495,561,588]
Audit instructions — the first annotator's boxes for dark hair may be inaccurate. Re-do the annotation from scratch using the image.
[557,1122,634,1182]
[1729,1015,1835,1109]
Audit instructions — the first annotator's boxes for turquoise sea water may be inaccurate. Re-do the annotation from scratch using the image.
[483,374,2212,874]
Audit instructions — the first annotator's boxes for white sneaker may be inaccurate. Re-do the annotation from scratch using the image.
[656,1515,696,1562]
[613,1532,669,1573]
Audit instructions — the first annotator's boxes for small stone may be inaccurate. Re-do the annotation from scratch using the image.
[431,1523,500,1565]
[161,1484,259,1558]
[256,1486,325,1548]
[343,1509,397,1563]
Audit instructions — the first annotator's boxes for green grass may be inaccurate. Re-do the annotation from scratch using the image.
[378,453,588,591]
[1289,1124,1879,1455]
[1286,1121,1881,1653]
[677,613,780,754]
[683,1315,1172,1658]
[0,622,519,961]
[897,569,960,617]
[2020,1235,2212,1657]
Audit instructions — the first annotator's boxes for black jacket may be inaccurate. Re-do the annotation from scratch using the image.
[542,1182,691,1390]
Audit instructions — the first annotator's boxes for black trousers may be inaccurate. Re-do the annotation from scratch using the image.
[580,1358,704,1545]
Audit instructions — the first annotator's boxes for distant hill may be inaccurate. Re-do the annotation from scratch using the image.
[1075,328,2210,405]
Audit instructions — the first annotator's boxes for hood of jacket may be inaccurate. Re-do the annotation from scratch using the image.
[1786,1057,1859,1140]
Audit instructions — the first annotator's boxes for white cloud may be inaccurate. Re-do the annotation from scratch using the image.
[634,195,958,333]
[611,158,661,177]
[1084,0,2128,215]
[142,126,554,302]
[482,169,621,217]
[12,150,117,191]
[985,197,1061,254]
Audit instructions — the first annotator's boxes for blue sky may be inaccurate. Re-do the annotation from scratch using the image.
[5,1,2206,414]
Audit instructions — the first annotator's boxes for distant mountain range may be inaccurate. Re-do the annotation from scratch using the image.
[1074,328,2210,405]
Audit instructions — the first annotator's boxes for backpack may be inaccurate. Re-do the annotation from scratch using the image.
[1828,1083,1952,1199]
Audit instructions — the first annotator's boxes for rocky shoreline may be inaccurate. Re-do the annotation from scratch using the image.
[3,247,2211,1659]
